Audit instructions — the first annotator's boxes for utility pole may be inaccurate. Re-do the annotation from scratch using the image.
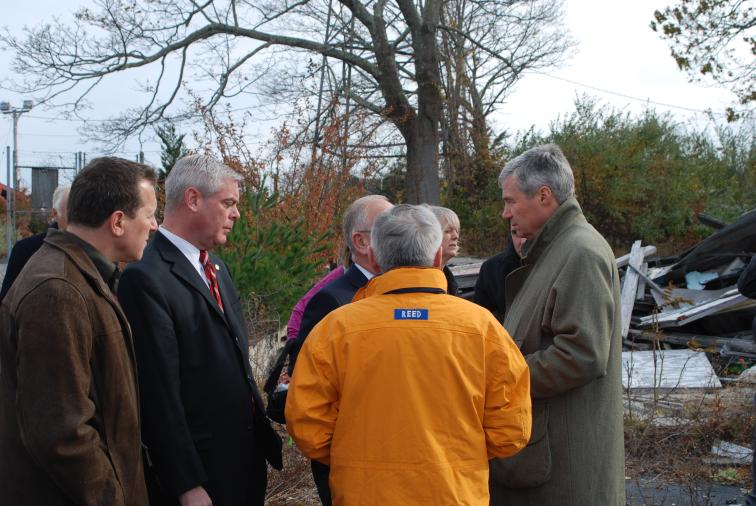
[0,100,33,247]
[5,146,10,257]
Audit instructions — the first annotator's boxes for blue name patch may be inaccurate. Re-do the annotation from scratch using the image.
[394,309,429,320]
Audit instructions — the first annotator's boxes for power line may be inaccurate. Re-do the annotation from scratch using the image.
[20,132,82,138]
[527,70,740,118]
[21,76,740,124]
[20,149,161,155]
[23,114,115,123]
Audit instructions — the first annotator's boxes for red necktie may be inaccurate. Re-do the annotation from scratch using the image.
[199,250,224,312]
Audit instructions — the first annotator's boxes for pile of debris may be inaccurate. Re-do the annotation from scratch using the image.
[621,208,756,359]
[449,209,756,358]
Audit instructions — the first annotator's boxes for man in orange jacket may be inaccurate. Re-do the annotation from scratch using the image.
[286,204,532,505]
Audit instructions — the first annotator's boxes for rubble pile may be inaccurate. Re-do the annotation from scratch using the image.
[622,208,756,358]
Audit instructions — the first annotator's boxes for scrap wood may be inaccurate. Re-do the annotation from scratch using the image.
[616,245,657,269]
[636,289,755,329]
[652,285,733,311]
[628,263,735,310]
[621,349,722,389]
[636,261,648,301]
[621,241,645,338]
[703,440,753,466]
[627,329,756,355]
[628,263,666,299]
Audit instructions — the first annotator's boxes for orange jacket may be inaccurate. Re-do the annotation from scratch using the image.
[286,267,531,505]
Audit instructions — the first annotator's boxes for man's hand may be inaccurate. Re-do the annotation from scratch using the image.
[180,486,212,506]
[278,370,291,384]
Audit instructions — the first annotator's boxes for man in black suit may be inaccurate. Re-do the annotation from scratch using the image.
[0,185,69,301]
[118,155,281,506]
[291,194,393,506]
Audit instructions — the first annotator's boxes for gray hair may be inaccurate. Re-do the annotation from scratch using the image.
[426,205,460,231]
[497,143,575,204]
[371,204,442,272]
[342,194,390,253]
[165,154,242,213]
[52,185,70,214]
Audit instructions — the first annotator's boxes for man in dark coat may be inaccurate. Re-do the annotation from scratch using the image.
[489,144,625,505]
[0,158,156,505]
[118,154,281,506]
[292,194,393,506]
[0,184,69,301]
[473,231,525,321]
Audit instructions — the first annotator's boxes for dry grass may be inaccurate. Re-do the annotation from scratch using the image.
[245,307,320,505]
[265,424,320,505]
[624,381,754,490]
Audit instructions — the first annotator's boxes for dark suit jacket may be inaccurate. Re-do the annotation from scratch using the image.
[292,265,368,369]
[0,223,57,302]
[472,241,521,322]
[442,265,459,296]
[118,231,281,506]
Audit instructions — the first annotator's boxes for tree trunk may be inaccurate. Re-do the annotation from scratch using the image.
[404,120,440,204]
[402,0,442,205]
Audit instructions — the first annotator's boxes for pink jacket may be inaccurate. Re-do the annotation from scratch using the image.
[287,266,345,340]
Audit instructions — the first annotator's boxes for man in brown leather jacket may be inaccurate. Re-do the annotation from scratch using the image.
[0,157,158,505]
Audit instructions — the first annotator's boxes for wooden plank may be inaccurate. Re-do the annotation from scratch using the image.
[616,245,657,268]
[637,290,755,328]
[628,329,756,354]
[628,263,666,302]
[621,349,722,389]
[636,261,648,300]
[620,240,644,338]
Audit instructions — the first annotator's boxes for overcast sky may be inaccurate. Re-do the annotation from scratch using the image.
[0,0,743,189]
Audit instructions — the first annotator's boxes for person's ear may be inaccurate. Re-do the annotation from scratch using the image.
[433,247,443,268]
[367,245,382,274]
[352,231,368,254]
[110,210,126,237]
[537,185,553,205]
[186,187,201,212]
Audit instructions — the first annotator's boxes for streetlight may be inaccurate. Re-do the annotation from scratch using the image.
[1,99,33,252]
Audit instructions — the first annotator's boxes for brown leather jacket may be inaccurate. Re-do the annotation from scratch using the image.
[0,229,148,505]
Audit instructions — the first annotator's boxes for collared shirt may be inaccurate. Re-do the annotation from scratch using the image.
[158,225,210,287]
[65,232,120,293]
[353,261,375,281]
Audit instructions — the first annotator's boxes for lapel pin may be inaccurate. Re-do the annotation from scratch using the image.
[214,264,220,271]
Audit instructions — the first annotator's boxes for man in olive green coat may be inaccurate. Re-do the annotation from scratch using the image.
[489,144,625,505]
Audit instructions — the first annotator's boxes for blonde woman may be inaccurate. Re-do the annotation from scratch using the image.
[427,205,461,296]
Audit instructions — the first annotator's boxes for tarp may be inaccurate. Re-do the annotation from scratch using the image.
[666,208,756,283]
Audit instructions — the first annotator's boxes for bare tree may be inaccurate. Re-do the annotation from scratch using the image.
[2,0,570,203]
[438,0,572,196]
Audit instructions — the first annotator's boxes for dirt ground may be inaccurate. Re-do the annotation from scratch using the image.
[623,380,754,505]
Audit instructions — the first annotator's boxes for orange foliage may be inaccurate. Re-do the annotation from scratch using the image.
[192,99,385,266]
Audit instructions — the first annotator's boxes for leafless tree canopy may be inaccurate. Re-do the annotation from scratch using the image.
[2,0,572,203]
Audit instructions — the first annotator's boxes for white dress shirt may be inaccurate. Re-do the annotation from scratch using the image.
[158,225,210,287]
[354,261,375,281]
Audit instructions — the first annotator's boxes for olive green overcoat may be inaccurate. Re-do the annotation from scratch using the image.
[489,198,625,506]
